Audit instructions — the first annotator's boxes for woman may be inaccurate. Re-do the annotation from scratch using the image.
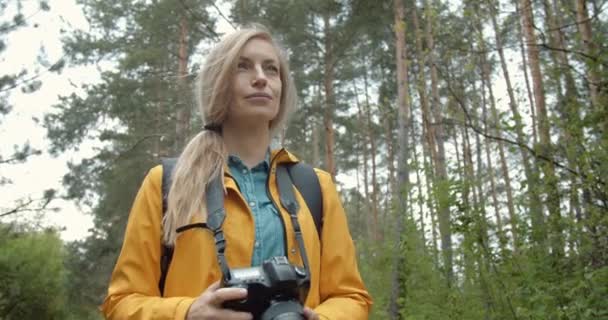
[101,25,372,320]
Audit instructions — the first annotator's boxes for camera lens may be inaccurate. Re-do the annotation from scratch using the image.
[272,312,305,320]
[260,300,305,320]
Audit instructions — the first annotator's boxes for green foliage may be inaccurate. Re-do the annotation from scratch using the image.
[29,0,608,319]
[0,225,68,319]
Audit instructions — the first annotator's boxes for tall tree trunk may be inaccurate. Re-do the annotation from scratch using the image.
[384,106,397,201]
[412,124,427,246]
[411,0,436,187]
[521,0,564,257]
[515,0,538,145]
[155,77,164,158]
[175,16,190,151]
[478,6,519,250]
[478,54,505,253]
[390,0,412,317]
[575,0,601,110]
[323,14,337,178]
[354,82,374,240]
[545,0,585,253]
[364,68,381,241]
[424,134,440,266]
[422,0,453,285]
[492,0,544,248]
[312,86,321,167]
[481,53,517,252]
[411,0,437,252]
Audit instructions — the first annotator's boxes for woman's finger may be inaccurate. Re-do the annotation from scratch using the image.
[208,287,248,306]
[303,307,320,320]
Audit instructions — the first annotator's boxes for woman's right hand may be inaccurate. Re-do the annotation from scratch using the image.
[185,281,253,320]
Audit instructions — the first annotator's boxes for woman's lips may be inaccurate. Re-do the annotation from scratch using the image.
[246,93,273,100]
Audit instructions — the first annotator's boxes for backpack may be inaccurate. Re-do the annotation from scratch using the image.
[158,158,323,296]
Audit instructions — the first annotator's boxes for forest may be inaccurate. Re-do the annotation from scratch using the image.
[1,0,606,319]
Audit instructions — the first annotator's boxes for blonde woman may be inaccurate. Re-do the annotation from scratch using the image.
[101,25,372,320]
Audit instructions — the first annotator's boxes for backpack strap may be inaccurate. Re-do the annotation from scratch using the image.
[286,162,324,239]
[159,158,177,296]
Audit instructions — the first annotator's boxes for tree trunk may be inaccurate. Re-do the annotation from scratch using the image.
[477,8,518,250]
[545,0,584,253]
[175,16,190,151]
[424,134,440,266]
[481,54,516,252]
[323,14,337,178]
[422,0,453,285]
[515,0,538,145]
[575,0,601,110]
[412,124,427,246]
[492,0,544,248]
[521,0,564,257]
[312,86,321,167]
[389,0,412,317]
[354,82,374,240]
[364,67,381,241]
[478,54,505,253]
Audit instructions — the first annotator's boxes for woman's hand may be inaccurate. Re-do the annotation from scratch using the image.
[303,307,320,320]
[186,281,252,320]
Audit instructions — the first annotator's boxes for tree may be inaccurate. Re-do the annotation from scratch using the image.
[0,224,68,319]
[389,0,411,317]
[43,0,216,311]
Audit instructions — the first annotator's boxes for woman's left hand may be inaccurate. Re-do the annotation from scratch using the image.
[303,307,320,320]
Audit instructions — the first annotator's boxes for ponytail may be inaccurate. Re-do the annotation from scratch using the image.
[162,130,226,245]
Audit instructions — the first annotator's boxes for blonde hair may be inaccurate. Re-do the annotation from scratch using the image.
[163,25,297,245]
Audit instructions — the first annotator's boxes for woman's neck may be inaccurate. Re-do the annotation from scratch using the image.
[222,122,271,169]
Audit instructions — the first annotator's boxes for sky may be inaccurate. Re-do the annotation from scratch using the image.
[0,0,239,242]
[1,0,96,241]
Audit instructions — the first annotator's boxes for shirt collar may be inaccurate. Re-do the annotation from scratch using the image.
[227,148,271,171]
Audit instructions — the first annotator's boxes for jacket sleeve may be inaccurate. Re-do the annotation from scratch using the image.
[313,171,373,319]
[100,166,196,319]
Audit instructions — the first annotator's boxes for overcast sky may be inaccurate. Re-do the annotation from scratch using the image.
[2,0,101,241]
[0,0,239,242]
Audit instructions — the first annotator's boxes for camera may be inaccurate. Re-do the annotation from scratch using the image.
[222,256,310,320]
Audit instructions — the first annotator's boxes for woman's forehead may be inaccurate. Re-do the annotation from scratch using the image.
[239,38,279,62]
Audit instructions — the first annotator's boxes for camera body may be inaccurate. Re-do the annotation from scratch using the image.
[222,256,310,320]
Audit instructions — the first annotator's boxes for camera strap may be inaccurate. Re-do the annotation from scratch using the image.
[275,165,311,282]
[203,166,312,283]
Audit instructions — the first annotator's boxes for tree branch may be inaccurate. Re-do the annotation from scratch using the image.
[210,0,236,31]
[0,194,56,218]
[177,0,220,41]
[435,64,606,189]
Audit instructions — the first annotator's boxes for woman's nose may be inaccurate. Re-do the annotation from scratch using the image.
[252,65,267,87]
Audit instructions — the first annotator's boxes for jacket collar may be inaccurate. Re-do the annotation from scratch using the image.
[269,147,299,166]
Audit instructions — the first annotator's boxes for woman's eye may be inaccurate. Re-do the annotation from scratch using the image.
[237,62,249,70]
[265,65,279,73]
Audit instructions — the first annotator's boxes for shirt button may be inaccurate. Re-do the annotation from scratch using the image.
[255,241,260,247]
[291,248,296,254]
[249,201,256,207]
[242,169,247,174]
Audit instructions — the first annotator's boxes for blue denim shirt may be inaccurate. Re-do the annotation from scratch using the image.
[227,152,286,266]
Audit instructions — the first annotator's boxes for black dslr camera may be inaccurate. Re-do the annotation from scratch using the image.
[222,256,310,320]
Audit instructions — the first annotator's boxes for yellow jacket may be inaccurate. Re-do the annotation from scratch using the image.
[101,149,372,319]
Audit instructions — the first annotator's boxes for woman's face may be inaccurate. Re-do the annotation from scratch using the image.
[227,38,282,127]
